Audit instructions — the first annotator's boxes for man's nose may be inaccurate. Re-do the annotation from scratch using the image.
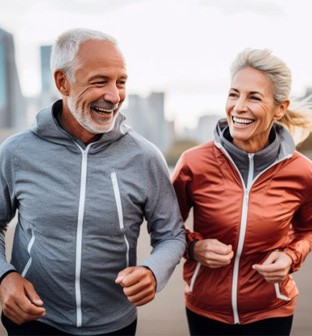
[103,84,120,105]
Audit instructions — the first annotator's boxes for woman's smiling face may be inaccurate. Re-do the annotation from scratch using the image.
[225,67,285,153]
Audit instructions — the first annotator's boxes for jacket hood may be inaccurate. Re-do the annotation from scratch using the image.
[31,100,130,153]
[214,118,296,159]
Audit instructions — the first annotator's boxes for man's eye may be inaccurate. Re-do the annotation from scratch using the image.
[250,96,261,101]
[92,81,106,86]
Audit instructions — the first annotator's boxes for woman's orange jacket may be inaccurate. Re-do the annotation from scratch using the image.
[172,139,312,325]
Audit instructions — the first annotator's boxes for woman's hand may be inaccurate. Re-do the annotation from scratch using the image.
[193,239,234,268]
[252,251,293,283]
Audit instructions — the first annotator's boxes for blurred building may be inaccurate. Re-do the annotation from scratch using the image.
[26,44,59,124]
[122,92,174,152]
[183,114,221,144]
[0,27,26,129]
[39,45,59,106]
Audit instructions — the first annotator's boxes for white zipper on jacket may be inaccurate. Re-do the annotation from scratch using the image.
[231,153,254,324]
[215,141,293,324]
[111,172,130,267]
[75,143,92,328]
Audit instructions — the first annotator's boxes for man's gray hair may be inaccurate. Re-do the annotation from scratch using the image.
[50,28,117,82]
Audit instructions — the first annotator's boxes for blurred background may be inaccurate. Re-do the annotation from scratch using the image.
[1,0,312,160]
[1,0,312,335]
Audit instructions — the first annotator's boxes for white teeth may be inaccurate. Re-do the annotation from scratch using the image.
[233,116,254,125]
[93,104,118,114]
[95,107,113,113]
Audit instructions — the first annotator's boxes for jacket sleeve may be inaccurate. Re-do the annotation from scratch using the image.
[171,152,204,259]
[283,172,312,272]
[0,141,18,277]
[138,148,186,292]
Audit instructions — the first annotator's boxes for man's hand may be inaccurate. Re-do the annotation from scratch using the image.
[0,272,46,325]
[115,266,156,306]
[193,239,234,268]
[252,251,293,283]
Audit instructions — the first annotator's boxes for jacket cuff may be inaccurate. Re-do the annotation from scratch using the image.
[0,270,17,285]
[283,248,299,273]
[188,239,199,261]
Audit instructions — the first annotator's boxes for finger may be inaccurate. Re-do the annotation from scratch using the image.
[206,250,234,265]
[124,278,156,305]
[252,262,278,272]
[3,302,45,325]
[15,300,46,320]
[115,267,135,285]
[128,291,155,306]
[119,267,149,288]
[25,286,44,307]
[209,242,233,255]
[123,275,154,297]
[3,291,46,318]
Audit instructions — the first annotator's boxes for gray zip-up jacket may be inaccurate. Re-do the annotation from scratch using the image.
[0,100,186,335]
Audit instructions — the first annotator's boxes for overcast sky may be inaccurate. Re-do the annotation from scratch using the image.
[1,0,312,129]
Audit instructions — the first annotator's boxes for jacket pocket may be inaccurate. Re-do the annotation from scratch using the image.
[21,229,36,277]
[188,262,201,292]
[274,283,290,301]
[111,172,130,267]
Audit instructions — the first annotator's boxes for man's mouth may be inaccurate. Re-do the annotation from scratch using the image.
[90,102,119,114]
[232,116,255,125]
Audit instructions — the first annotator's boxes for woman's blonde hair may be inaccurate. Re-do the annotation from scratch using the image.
[231,48,312,144]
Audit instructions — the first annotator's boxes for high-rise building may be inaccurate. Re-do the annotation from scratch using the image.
[123,92,173,152]
[0,27,26,129]
[40,45,59,106]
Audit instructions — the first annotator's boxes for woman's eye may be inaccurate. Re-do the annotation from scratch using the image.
[250,96,261,101]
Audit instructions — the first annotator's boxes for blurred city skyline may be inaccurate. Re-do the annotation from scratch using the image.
[1,0,312,130]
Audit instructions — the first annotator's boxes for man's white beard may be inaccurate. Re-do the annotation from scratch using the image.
[68,98,118,134]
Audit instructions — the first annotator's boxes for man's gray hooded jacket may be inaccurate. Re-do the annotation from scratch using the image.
[0,100,186,335]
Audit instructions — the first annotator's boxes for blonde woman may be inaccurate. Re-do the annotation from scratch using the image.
[172,48,312,336]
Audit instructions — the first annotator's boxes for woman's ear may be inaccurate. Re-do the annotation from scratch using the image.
[274,100,290,120]
[54,70,70,96]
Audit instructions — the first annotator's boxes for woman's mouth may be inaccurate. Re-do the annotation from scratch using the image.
[232,116,255,125]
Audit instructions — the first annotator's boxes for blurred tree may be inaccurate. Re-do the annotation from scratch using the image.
[297,133,312,160]
[164,138,200,168]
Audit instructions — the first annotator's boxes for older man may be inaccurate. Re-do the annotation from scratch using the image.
[0,28,185,336]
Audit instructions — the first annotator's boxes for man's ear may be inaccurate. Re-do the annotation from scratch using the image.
[54,70,70,96]
[274,100,290,121]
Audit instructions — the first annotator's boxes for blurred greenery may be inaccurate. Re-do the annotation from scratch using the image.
[297,133,312,159]
[164,138,200,167]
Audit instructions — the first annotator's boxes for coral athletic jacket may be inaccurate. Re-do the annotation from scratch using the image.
[172,120,312,325]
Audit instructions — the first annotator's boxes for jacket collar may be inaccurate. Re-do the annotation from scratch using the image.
[214,118,295,185]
